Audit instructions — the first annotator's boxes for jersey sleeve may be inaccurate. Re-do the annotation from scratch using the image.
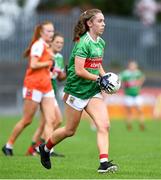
[137,70,144,79]
[30,41,44,57]
[75,40,88,58]
[59,55,65,71]
[99,37,106,48]
[119,71,124,81]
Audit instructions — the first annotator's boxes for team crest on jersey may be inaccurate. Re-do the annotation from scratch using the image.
[69,96,75,104]
[26,89,33,98]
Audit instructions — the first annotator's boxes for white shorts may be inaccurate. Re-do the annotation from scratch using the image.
[23,87,55,103]
[124,95,143,107]
[65,93,103,111]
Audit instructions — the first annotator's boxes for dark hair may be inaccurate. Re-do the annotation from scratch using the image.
[73,9,102,42]
[53,32,64,41]
[23,21,53,58]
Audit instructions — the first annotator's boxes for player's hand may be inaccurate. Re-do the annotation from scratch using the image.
[96,74,114,94]
[50,60,55,71]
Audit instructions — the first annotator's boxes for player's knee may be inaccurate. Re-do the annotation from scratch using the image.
[55,119,62,128]
[97,123,110,133]
[46,116,56,128]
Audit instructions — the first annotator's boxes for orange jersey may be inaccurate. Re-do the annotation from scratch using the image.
[24,38,52,93]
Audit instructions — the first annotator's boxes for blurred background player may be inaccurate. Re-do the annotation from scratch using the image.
[26,32,66,156]
[119,60,145,131]
[134,0,161,47]
[153,93,161,120]
[39,9,118,173]
[135,0,161,27]
[2,21,57,156]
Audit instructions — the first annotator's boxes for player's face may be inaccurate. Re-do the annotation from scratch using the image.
[41,24,54,43]
[129,62,138,71]
[52,36,64,53]
[90,13,105,35]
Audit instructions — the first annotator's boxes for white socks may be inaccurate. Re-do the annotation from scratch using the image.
[6,143,13,149]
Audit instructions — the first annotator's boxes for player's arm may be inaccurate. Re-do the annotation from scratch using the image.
[138,72,145,86]
[30,41,53,70]
[98,64,106,76]
[57,71,66,81]
[75,56,99,81]
[139,76,145,86]
[75,57,114,93]
[30,56,52,70]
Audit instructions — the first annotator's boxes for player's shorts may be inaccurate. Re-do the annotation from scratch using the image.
[124,95,143,107]
[23,87,55,103]
[64,93,103,111]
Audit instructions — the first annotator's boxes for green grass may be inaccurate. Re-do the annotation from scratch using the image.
[0,116,161,179]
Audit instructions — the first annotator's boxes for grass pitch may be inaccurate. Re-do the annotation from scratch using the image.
[0,116,161,179]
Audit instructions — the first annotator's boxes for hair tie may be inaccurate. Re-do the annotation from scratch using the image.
[82,11,87,16]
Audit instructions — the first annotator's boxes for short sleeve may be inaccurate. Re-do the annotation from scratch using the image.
[137,70,144,78]
[58,55,65,72]
[75,41,88,58]
[30,41,44,57]
[119,71,124,80]
[60,57,65,71]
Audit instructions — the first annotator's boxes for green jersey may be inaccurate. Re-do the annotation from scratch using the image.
[51,53,65,93]
[119,69,144,96]
[64,32,105,99]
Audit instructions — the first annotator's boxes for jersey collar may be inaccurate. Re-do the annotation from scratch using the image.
[87,32,100,43]
[39,38,50,48]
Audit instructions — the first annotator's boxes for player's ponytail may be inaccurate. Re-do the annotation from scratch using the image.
[73,9,102,42]
[23,21,53,58]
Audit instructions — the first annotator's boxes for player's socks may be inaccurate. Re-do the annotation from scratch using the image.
[6,143,13,149]
[100,154,108,163]
[44,138,54,152]
[26,142,37,156]
[36,138,46,146]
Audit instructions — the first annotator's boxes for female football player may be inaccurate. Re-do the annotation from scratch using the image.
[26,33,66,156]
[39,9,118,173]
[119,60,145,130]
[2,21,57,156]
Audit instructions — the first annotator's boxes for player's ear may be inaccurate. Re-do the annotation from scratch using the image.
[86,19,93,28]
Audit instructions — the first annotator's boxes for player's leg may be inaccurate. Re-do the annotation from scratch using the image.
[85,97,118,173]
[40,97,56,140]
[28,98,63,156]
[153,95,161,120]
[42,100,62,141]
[135,105,145,130]
[126,106,133,130]
[26,111,46,156]
[40,101,64,157]
[88,117,97,131]
[39,102,82,169]
[135,96,145,130]
[27,103,55,156]
[54,102,63,129]
[50,103,65,157]
[2,99,39,156]
[124,96,133,130]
